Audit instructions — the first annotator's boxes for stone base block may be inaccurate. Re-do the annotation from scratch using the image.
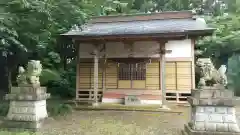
[1,120,43,132]
[191,88,234,99]
[6,86,50,101]
[6,100,48,121]
[188,97,240,106]
[92,102,99,106]
[124,95,141,105]
[11,86,46,94]
[182,124,240,135]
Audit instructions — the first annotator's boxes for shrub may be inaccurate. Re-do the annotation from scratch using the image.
[47,79,75,99]
[40,69,61,86]
[47,103,73,116]
[0,101,9,116]
[46,69,76,99]
[227,54,240,96]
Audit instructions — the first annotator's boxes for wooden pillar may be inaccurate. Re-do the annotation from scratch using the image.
[102,44,107,92]
[161,53,166,106]
[159,42,166,106]
[93,47,99,105]
[102,60,106,91]
[158,41,171,108]
[75,41,80,100]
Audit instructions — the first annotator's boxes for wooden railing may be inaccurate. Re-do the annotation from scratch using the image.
[76,89,103,102]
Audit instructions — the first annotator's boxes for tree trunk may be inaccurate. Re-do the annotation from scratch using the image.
[7,68,12,92]
[63,56,67,70]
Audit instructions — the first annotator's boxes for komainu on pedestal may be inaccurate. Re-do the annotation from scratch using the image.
[182,58,240,135]
[2,60,50,131]
[196,58,228,88]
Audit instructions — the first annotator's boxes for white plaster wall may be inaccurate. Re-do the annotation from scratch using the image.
[78,39,192,58]
[165,39,192,58]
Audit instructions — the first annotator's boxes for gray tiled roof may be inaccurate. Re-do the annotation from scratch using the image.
[63,18,214,36]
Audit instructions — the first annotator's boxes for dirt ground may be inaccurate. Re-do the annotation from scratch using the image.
[39,106,190,135]
[3,105,240,135]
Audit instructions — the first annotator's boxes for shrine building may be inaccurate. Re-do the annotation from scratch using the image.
[62,11,214,105]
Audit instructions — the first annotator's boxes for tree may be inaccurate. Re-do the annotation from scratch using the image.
[0,0,52,89]
[44,0,89,69]
[0,11,27,90]
[0,0,90,90]
[196,14,240,67]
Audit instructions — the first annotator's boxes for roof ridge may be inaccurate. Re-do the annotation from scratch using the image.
[89,10,193,24]
[91,10,193,18]
[90,18,195,24]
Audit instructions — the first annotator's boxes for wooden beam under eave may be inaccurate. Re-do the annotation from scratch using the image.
[79,57,193,62]
[70,33,187,43]
[63,29,214,43]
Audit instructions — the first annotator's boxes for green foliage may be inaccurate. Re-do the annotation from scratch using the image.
[0,101,9,116]
[197,14,240,67]
[227,54,240,96]
[129,0,228,14]
[46,69,76,99]
[47,103,73,116]
[0,17,26,53]
[0,0,89,90]
[195,2,240,91]
[3,0,51,51]
[94,0,130,15]
[0,11,27,78]
[40,69,61,85]
[42,52,61,68]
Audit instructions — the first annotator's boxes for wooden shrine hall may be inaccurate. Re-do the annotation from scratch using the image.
[62,11,214,105]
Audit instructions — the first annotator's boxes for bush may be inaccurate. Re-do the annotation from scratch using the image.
[40,69,61,85]
[227,54,240,96]
[47,79,75,99]
[46,69,76,99]
[0,101,9,116]
[47,103,73,116]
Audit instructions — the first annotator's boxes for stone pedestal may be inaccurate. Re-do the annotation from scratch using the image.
[182,86,240,135]
[2,85,50,131]
[124,95,141,105]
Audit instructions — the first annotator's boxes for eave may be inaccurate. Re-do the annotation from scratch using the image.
[61,28,215,43]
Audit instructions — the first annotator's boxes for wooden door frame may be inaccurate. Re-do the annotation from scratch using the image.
[117,63,146,89]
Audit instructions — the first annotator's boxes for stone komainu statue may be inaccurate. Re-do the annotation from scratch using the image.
[196,58,227,88]
[16,60,42,86]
